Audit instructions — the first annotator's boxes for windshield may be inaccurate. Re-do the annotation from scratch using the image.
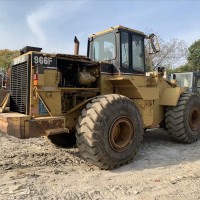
[90,33,116,61]
[173,73,193,88]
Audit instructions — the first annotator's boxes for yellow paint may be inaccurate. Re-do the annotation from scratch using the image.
[90,25,145,38]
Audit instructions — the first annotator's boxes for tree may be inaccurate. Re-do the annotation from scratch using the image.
[145,37,188,72]
[0,49,20,70]
[167,63,192,74]
[188,40,200,72]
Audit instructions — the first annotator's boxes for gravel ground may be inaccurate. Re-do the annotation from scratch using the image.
[0,129,199,200]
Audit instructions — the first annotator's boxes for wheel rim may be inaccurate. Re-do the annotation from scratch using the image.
[189,106,200,131]
[109,117,134,152]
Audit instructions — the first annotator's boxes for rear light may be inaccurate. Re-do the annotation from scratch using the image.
[33,73,38,86]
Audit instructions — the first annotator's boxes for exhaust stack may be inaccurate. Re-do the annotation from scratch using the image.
[74,36,79,55]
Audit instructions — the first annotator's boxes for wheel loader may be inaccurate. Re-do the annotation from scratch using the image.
[0,25,199,169]
[171,72,200,94]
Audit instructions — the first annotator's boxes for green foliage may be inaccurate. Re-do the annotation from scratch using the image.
[167,39,200,74]
[167,63,192,74]
[0,49,20,70]
[188,40,200,72]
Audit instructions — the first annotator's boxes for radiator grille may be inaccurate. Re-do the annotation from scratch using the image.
[10,61,30,114]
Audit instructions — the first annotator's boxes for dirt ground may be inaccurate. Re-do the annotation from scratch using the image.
[0,128,199,200]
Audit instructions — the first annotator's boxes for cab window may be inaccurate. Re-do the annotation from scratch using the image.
[121,32,129,68]
[120,31,145,73]
[91,33,116,61]
[132,35,145,72]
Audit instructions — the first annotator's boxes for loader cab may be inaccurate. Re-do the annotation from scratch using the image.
[171,72,200,94]
[88,26,146,75]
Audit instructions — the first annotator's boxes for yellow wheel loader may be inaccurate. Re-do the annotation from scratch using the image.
[0,25,199,169]
[171,72,200,94]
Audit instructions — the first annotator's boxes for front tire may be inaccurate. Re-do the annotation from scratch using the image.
[165,93,200,143]
[76,94,143,169]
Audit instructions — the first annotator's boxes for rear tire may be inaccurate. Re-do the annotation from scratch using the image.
[165,93,200,143]
[76,94,143,169]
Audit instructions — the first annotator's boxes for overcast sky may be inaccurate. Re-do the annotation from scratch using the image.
[0,0,200,55]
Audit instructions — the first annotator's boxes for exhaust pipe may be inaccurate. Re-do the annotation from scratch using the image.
[74,36,79,55]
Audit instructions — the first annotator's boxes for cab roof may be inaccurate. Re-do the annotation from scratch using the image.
[90,25,146,38]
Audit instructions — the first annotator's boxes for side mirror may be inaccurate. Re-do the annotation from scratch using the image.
[148,34,160,54]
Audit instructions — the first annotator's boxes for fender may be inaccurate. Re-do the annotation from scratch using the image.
[160,87,188,106]
[106,76,159,100]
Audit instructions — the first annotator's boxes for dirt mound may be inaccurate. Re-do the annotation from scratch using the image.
[0,129,199,199]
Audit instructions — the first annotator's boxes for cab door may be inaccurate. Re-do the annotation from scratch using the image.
[120,31,145,75]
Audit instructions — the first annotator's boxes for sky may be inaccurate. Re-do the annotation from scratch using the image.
[0,0,200,56]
